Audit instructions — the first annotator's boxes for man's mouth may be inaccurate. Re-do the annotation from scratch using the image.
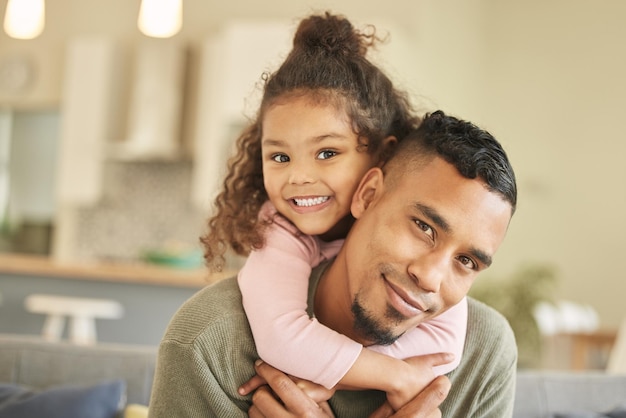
[292,196,329,207]
[384,276,426,317]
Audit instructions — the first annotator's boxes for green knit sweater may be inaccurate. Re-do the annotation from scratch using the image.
[148,269,516,417]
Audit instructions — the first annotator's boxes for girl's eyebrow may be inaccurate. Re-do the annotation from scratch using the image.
[261,138,286,147]
[262,133,350,147]
[312,133,351,142]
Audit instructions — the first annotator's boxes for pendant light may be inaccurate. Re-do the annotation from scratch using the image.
[137,0,182,38]
[3,0,45,40]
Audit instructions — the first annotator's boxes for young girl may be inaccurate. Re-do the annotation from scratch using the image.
[201,12,468,410]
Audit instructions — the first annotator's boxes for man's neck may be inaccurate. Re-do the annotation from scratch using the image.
[312,259,363,344]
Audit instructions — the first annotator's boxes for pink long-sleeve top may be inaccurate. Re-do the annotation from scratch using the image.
[238,201,467,389]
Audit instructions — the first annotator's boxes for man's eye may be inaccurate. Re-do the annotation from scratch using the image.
[271,154,290,163]
[458,255,477,270]
[415,220,434,239]
[317,150,337,160]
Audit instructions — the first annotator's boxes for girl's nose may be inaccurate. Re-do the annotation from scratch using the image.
[288,164,315,185]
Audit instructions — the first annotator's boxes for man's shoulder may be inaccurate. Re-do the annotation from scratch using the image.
[459,296,517,373]
[441,297,517,417]
[151,276,256,417]
[162,276,248,345]
[466,296,516,347]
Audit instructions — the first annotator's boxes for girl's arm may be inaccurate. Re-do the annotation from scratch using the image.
[240,203,465,405]
[240,208,444,396]
[238,208,362,389]
[240,222,452,408]
[339,299,467,409]
[367,297,468,376]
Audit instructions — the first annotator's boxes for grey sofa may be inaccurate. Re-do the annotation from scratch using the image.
[1,333,626,417]
[0,334,156,409]
[514,371,626,417]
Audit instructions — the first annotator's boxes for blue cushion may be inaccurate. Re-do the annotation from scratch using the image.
[0,379,125,418]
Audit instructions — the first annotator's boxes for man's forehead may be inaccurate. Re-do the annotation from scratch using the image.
[393,160,511,244]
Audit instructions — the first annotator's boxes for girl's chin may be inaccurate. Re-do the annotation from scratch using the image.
[295,224,329,236]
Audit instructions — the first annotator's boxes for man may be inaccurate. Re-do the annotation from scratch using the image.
[148,111,518,417]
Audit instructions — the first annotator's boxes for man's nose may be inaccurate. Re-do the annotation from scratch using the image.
[408,251,447,293]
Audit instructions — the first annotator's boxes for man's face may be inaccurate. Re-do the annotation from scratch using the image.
[342,156,512,345]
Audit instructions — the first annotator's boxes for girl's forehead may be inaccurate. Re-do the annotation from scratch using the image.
[266,89,349,112]
[262,99,351,131]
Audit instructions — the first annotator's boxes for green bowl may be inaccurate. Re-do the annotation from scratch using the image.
[142,248,203,269]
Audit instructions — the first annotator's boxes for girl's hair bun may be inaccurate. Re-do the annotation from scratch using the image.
[292,12,369,58]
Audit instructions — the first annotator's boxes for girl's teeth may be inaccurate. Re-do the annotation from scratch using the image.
[294,196,329,207]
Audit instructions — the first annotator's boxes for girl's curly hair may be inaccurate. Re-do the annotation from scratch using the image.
[201,12,420,271]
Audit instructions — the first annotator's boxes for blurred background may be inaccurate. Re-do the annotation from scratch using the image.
[0,0,625,369]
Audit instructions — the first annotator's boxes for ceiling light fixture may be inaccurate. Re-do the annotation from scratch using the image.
[137,0,182,38]
[3,0,45,40]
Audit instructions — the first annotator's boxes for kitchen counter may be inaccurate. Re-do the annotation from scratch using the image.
[0,253,238,288]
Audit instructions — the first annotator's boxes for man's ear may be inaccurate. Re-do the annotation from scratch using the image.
[351,167,384,219]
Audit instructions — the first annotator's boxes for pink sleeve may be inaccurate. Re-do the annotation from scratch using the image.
[367,297,468,376]
[238,205,361,389]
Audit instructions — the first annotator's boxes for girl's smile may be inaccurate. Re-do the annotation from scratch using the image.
[261,95,378,238]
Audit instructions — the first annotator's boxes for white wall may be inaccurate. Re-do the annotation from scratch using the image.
[1,0,625,327]
[482,1,626,327]
[413,1,626,327]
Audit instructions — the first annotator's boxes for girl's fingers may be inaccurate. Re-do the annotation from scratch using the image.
[239,373,267,395]
[291,377,335,403]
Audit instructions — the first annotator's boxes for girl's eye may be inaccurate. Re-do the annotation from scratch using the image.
[317,150,337,160]
[458,255,477,270]
[271,153,290,163]
[415,220,434,239]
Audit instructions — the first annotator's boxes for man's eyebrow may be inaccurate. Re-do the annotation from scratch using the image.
[415,203,450,233]
[414,203,493,268]
[469,247,492,268]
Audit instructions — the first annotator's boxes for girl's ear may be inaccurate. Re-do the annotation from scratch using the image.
[383,135,398,147]
[377,135,398,167]
[351,167,384,219]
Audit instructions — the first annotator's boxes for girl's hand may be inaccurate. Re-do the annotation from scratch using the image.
[370,375,450,418]
[239,372,266,396]
[386,353,453,411]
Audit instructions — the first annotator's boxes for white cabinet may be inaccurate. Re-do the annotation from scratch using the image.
[110,40,187,161]
[56,38,123,206]
[53,38,188,260]
[53,38,124,260]
[191,20,292,210]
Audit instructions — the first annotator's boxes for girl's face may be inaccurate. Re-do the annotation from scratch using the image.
[261,96,379,240]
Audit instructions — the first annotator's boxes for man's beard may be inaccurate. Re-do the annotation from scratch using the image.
[351,295,407,346]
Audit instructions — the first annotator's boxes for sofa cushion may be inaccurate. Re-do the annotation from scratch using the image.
[0,334,156,405]
[515,371,626,417]
[552,404,626,418]
[0,379,125,418]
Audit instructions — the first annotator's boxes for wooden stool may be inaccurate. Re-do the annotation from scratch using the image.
[24,294,124,345]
